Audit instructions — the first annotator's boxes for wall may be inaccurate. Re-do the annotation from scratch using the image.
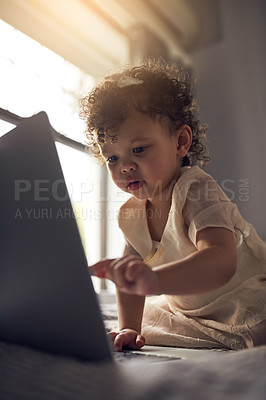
[192,0,266,238]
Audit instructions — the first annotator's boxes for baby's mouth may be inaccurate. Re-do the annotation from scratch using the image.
[127,180,145,191]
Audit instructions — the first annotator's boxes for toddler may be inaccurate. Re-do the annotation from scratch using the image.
[79,59,266,351]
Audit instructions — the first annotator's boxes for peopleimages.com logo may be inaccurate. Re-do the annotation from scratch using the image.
[15,179,70,201]
[14,177,250,203]
[220,178,250,202]
[14,179,128,203]
[12,177,250,221]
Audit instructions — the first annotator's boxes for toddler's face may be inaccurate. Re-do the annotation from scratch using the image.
[99,112,182,202]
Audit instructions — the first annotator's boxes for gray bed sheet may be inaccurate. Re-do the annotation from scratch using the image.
[0,341,265,400]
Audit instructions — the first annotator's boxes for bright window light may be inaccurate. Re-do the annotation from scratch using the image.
[0,19,102,289]
[0,19,93,142]
[0,119,16,137]
[55,142,102,265]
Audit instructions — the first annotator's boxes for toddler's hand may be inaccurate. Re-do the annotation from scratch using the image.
[90,256,160,295]
[108,329,145,352]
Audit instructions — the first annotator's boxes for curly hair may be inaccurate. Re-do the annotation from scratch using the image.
[79,58,210,167]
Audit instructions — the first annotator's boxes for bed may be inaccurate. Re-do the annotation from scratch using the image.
[1,340,265,400]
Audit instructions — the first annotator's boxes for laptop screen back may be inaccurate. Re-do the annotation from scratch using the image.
[0,112,112,362]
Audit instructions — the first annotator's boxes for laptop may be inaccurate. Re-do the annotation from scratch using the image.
[0,111,114,362]
[0,112,226,363]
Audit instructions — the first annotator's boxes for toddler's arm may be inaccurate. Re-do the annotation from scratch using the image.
[154,226,237,295]
[90,227,237,296]
[90,258,146,351]
[111,289,145,351]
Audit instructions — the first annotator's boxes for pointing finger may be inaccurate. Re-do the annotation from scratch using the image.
[89,259,115,278]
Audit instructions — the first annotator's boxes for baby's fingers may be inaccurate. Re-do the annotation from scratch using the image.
[89,259,115,278]
[124,261,144,283]
[135,334,146,349]
[107,331,119,346]
[89,263,106,278]
[109,257,136,287]
[112,330,145,351]
[113,332,126,352]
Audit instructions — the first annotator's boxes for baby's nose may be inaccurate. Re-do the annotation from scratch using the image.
[121,160,137,173]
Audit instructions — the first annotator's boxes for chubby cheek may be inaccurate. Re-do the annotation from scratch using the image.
[145,157,167,180]
[148,156,178,187]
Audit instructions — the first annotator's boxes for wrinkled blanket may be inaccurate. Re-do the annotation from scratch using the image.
[0,341,265,400]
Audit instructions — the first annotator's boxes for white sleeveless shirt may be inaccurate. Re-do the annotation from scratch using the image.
[118,166,266,349]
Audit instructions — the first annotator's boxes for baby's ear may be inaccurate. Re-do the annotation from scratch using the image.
[176,125,192,157]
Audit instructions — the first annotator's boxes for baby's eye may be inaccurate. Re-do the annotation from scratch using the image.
[133,146,146,154]
[107,155,118,164]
